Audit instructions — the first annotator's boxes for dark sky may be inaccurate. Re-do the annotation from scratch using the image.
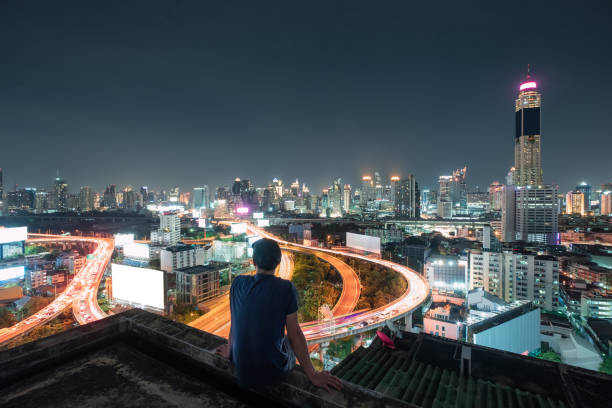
[1,1,611,195]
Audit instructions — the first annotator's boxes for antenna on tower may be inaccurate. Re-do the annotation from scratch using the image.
[527,64,531,78]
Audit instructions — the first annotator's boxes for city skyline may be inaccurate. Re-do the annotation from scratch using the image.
[1,2,611,193]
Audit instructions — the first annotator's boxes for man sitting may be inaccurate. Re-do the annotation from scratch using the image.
[217,238,342,391]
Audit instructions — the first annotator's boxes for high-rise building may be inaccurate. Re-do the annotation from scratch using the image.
[566,190,586,216]
[469,249,559,311]
[329,178,342,217]
[7,188,36,213]
[450,167,468,216]
[342,184,351,213]
[394,175,420,218]
[151,211,181,246]
[374,171,383,200]
[575,182,591,211]
[390,176,400,205]
[437,175,452,219]
[193,186,209,210]
[34,191,49,213]
[514,71,543,186]
[0,168,3,215]
[360,175,373,206]
[103,185,117,209]
[600,191,611,216]
[78,186,94,212]
[488,181,504,211]
[515,184,559,244]
[53,177,68,212]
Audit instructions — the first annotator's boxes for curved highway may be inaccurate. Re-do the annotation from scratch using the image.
[0,234,113,346]
[247,225,430,344]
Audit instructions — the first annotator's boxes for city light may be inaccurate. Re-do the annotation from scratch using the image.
[236,206,249,214]
[519,81,537,91]
[0,227,27,244]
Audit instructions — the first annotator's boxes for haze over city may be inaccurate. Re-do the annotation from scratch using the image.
[1,1,611,192]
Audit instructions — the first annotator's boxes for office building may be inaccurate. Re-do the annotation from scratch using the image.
[515,185,559,244]
[488,181,503,211]
[514,71,543,186]
[600,191,611,216]
[174,263,225,306]
[360,175,373,206]
[53,177,69,212]
[576,182,592,211]
[469,249,559,311]
[78,186,94,211]
[103,185,117,208]
[426,255,467,293]
[151,212,181,246]
[6,188,36,213]
[394,175,419,218]
[566,190,586,215]
[329,178,342,217]
[342,184,351,213]
[437,175,452,219]
[160,244,211,273]
[193,186,209,210]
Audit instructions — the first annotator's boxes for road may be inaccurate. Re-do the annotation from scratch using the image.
[0,234,113,346]
[247,225,430,344]
[189,251,294,337]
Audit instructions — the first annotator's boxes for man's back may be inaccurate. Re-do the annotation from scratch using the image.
[229,273,298,388]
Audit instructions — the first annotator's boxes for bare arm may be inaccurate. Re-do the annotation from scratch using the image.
[286,312,343,392]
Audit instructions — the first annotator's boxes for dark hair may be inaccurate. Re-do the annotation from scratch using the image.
[252,238,282,270]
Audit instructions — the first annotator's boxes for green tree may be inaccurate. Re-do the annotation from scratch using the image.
[600,356,612,375]
[0,308,17,329]
[538,350,562,363]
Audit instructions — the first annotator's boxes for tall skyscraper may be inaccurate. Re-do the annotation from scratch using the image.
[394,175,420,219]
[53,177,68,212]
[360,175,373,206]
[193,186,209,209]
[566,190,585,215]
[330,178,342,217]
[514,69,543,186]
[79,186,94,211]
[342,184,351,213]
[0,168,3,215]
[437,175,453,219]
[601,191,612,216]
[450,167,467,216]
[103,185,117,208]
[575,182,591,211]
[515,185,559,244]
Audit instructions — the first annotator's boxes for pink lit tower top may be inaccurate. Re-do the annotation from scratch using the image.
[514,65,543,186]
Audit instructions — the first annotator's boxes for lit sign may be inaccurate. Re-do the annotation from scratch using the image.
[0,227,27,244]
[114,233,134,248]
[0,265,25,281]
[257,219,270,227]
[253,212,264,219]
[198,218,207,228]
[192,209,201,219]
[230,223,247,234]
[519,81,537,91]
[111,264,164,309]
[123,243,150,260]
[236,207,249,214]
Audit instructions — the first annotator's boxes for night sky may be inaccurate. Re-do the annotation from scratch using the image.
[1,1,611,194]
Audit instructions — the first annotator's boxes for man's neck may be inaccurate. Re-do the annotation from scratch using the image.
[256,268,275,276]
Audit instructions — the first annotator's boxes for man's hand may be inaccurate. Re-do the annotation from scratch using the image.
[307,371,343,392]
[215,343,230,359]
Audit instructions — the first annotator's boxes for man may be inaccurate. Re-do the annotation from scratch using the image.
[217,238,342,391]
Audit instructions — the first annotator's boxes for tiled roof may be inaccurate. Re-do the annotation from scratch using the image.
[332,330,612,408]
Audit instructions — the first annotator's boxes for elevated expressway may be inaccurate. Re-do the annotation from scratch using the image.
[247,225,431,344]
[0,234,113,346]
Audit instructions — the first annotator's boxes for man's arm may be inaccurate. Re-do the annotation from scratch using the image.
[286,312,343,392]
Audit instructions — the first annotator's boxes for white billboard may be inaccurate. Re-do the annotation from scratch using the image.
[0,227,27,244]
[230,222,247,234]
[257,219,270,227]
[198,218,207,228]
[111,264,164,309]
[253,212,264,219]
[346,232,381,255]
[0,265,25,282]
[123,243,150,260]
[114,233,134,248]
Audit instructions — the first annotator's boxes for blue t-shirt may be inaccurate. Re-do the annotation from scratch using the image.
[229,274,299,388]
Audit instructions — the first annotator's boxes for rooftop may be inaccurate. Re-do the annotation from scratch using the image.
[176,262,231,274]
[332,329,612,408]
[164,244,196,253]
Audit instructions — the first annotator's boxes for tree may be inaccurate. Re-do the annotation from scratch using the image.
[0,308,16,329]
[600,356,612,375]
[538,350,562,363]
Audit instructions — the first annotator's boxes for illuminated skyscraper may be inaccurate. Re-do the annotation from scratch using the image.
[514,69,543,186]
[575,182,591,211]
[394,176,420,218]
[566,190,585,215]
[601,191,612,216]
[360,175,373,206]
[53,176,68,212]
[193,186,209,209]
[342,184,351,213]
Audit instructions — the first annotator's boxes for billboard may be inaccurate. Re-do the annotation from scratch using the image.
[256,219,270,227]
[114,233,134,248]
[198,218,207,228]
[346,232,381,255]
[192,209,201,219]
[111,264,165,309]
[123,243,150,260]
[0,265,25,282]
[0,227,27,244]
[253,212,264,219]
[236,206,249,214]
[230,222,247,234]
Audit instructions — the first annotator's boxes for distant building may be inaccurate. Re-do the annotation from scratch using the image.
[514,73,543,186]
[52,177,69,212]
[601,191,611,216]
[566,190,585,215]
[503,184,559,244]
[576,182,592,211]
[174,263,225,306]
[151,212,180,246]
[365,226,404,244]
[160,244,211,273]
[426,255,467,293]
[394,175,419,218]
[192,186,209,210]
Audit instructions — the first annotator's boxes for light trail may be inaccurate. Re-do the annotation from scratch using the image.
[0,234,113,346]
